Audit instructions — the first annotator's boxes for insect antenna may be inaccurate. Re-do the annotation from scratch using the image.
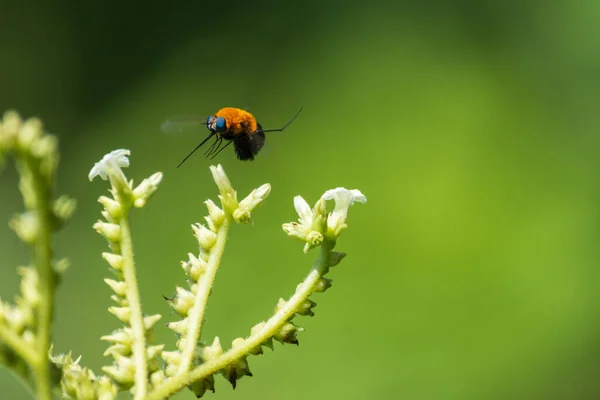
[260,106,304,133]
[176,132,216,168]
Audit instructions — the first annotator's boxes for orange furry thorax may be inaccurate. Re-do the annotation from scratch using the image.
[214,107,258,136]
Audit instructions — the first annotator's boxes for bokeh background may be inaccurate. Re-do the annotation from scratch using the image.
[2,0,600,399]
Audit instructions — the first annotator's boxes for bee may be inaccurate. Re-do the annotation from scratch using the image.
[170,106,303,167]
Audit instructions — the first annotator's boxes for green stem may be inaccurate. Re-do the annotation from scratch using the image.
[178,217,231,374]
[0,327,38,365]
[119,212,148,400]
[149,241,333,400]
[27,156,55,400]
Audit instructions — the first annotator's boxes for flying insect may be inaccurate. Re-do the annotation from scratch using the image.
[167,106,303,167]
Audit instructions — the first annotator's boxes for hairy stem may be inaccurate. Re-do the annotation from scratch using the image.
[178,216,231,373]
[119,212,148,399]
[149,240,334,400]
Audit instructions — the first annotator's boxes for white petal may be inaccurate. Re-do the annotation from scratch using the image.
[349,189,367,204]
[88,164,108,181]
[209,164,235,197]
[88,149,131,181]
[322,187,367,209]
[111,149,131,168]
[320,187,367,237]
[293,195,313,226]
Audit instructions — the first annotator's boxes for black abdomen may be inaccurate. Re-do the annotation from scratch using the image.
[233,130,266,161]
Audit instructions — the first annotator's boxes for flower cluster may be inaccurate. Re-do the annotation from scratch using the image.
[158,184,367,398]
[89,150,164,396]
[162,165,271,396]
[283,188,366,252]
[51,350,116,400]
[0,110,75,400]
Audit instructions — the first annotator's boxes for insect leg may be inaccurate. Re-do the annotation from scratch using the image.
[209,140,233,159]
[204,135,222,157]
[177,132,216,168]
[260,106,303,133]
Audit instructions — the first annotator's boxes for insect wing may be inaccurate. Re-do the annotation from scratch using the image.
[160,115,207,135]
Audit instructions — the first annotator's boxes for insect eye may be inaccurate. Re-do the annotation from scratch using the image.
[215,117,227,132]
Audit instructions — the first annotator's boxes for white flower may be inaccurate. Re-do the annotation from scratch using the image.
[284,187,365,251]
[282,195,326,253]
[321,188,367,237]
[88,149,130,181]
[282,196,313,240]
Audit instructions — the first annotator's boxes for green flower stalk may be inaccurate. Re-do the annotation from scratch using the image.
[1,109,367,399]
[0,110,75,400]
[89,149,163,399]
[161,165,271,396]
[149,176,366,399]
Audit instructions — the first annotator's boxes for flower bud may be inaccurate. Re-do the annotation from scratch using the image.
[187,375,215,398]
[201,336,223,361]
[101,252,123,271]
[104,278,127,297]
[166,287,195,316]
[10,212,38,244]
[304,231,324,253]
[98,196,122,220]
[233,183,271,224]
[97,375,117,400]
[52,195,77,224]
[297,299,317,316]
[274,298,287,313]
[166,318,189,336]
[161,350,182,365]
[101,329,132,346]
[314,277,333,293]
[147,345,164,360]
[183,253,207,281]
[210,164,234,197]
[221,353,252,389]
[103,344,130,357]
[110,294,127,307]
[18,267,40,308]
[16,118,42,149]
[132,172,163,208]
[143,314,162,332]
[54,258,70,275]
[311,197,328,233]
[93,221,121,242]
[0,110,21,149]
[192,223,217,250]
[205,199,225,226]
[274,322,302,346]
[108,306,131,323]
[102,364,134,386]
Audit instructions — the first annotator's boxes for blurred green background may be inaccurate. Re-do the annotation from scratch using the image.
[2,0,600,399]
